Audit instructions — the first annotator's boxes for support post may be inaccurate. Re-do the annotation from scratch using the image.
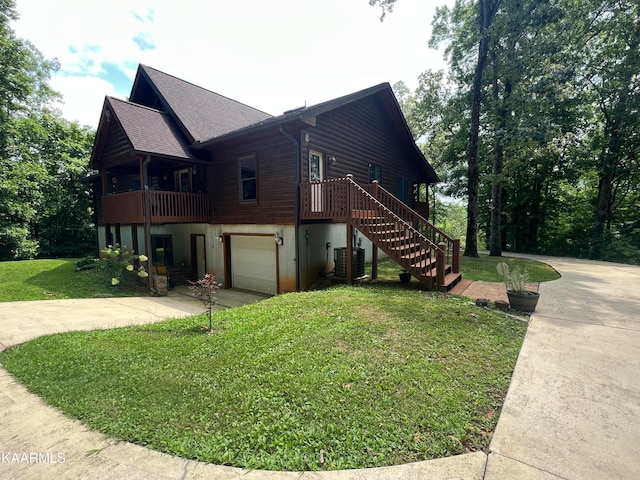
[436,242,446,287]
[452,238,460,274]
[141,155,155,293]
[371,244,378,280]
[346,223,353,285]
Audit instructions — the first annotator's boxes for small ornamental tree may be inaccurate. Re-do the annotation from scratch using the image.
[189,274,221,332]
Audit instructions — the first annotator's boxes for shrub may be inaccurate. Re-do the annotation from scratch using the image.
[99,245,149,287]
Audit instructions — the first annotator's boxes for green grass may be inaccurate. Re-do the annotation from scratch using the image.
[371,254,560,284]
[459,254,560,283]
[1,286,526,471]
[0,259,145,302]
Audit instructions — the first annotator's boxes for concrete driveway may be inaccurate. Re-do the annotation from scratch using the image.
[0,287,267,350]
[485,255,640,479]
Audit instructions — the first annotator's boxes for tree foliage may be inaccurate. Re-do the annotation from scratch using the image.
[0,0,95,260]
[375,0,640,264]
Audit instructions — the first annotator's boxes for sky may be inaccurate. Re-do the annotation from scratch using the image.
[12,0,453,128]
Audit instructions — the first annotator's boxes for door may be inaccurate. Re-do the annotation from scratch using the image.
[309,150,324,212]
[190,234,206,281]
[230,235,277,294]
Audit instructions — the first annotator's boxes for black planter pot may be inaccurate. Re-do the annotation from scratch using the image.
[399,272,412,283]
[507,290,540,313]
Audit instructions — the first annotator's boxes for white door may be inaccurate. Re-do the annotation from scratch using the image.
[230,235,277,294]
[309,150,324,212]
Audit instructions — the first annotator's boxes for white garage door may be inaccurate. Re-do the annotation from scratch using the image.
[230,235,277,294]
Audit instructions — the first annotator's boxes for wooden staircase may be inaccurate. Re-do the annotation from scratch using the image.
[301,175,462,291]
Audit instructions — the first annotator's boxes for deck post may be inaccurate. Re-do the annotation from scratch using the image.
[452,238,460,274]
[346,223,353,285]
[436,242,446,287]
[371,244,378,280]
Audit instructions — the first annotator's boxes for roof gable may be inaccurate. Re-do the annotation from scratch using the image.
[89,97,197,169]
[130,65,273,144]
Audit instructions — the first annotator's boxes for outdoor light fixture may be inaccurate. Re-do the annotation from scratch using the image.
[275,231,283,245]
[328,155,336,166]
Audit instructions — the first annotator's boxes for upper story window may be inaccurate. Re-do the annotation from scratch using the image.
[239,155,257,203]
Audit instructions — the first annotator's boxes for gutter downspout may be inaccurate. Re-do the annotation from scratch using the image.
[142,155,157,294]
[279,125,301,291]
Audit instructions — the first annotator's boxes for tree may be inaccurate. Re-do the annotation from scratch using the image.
[0,0,94,260]
[372,0,640,264]
[582,1,640,259]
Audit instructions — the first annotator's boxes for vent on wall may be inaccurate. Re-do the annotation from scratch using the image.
[334,247,365,278]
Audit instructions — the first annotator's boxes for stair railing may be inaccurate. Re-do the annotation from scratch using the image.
[364,180,459,274]
[345,175,445,284]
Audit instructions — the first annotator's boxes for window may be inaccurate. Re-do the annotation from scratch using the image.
[239,155,257,202]
[369,163,382,183]
[152,235,173,267]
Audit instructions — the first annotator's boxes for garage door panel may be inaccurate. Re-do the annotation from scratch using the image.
[230,236,277,294]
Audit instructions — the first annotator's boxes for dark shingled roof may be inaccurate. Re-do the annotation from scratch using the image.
[136,65,273,144]
[107,96,196,160]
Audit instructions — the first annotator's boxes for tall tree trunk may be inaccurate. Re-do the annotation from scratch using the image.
[464,0,500,257]
[489,54,509,256]
[588,66,635,260]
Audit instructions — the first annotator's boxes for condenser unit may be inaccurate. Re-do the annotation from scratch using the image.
[334,247,365,278]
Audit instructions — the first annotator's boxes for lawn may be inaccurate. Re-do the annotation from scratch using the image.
[370,254,560,285]
[0,258,145,302]
[1,286,527,471]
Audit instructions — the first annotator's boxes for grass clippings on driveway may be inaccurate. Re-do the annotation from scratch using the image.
[1,286,526,471]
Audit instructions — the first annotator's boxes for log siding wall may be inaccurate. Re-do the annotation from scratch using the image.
[301,95,429,195]
[206,130,298,225]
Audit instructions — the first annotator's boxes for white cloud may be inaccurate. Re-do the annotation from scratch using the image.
[50,76,118,126]
[13,0,453,128]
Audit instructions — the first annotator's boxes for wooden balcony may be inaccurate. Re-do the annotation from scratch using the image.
[101,190,210,224]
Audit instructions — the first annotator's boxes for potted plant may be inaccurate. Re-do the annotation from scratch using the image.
[496,262,540,313]
[399,269,412,283]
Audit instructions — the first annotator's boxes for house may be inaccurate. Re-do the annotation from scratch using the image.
[89,64,460,295]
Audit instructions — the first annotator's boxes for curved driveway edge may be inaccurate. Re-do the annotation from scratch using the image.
[486,255,640,479]
[0,289,486,480]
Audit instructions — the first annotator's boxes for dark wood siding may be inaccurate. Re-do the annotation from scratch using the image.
[301,95,428,196]
[101,121,134,169]
[206,129,297,225]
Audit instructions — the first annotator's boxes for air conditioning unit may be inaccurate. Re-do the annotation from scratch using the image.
[334,247,365,278]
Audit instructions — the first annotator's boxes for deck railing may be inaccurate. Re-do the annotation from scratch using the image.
[102,190,210,224]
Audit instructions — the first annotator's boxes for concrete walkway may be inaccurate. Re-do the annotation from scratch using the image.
[1,256,639,479]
